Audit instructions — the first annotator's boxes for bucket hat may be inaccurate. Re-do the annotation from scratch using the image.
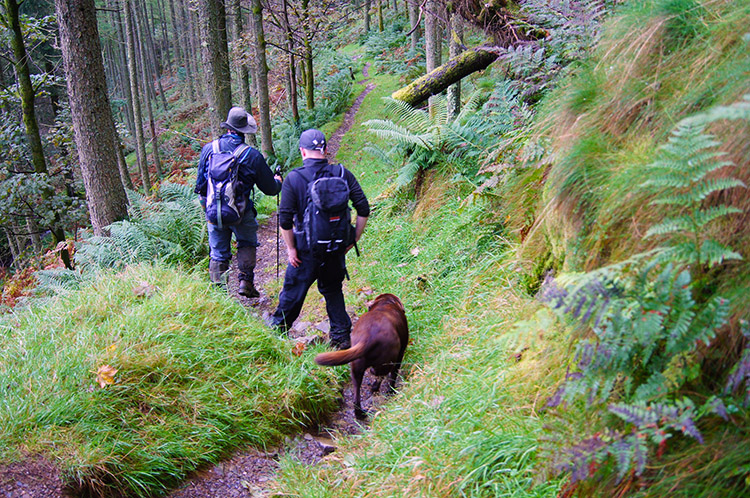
[221,106,257,134]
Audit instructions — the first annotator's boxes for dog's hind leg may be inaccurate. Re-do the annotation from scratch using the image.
[351,363,367,419]
[386,368,398,393]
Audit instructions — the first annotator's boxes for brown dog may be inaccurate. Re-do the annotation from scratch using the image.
[315,293,409,419]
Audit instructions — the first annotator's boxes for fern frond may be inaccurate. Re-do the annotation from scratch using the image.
[397,161,421,186]
[645,217,694,238]
[642,169,693,189]
[455,90,485,122]
[159,182,194,202]
[34,268,86,295]
[430,96,450,126]
[699,239,743,266]
[363,145,400,169]
[382,97,432,133]
[680,94,750,126]
[125,189,151,221]
[652,178,746,205]
[363,119,435,149]
[692,205,742,228]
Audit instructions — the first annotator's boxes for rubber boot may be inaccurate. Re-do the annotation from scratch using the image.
[236,246,260,298]
[209,259,229,285]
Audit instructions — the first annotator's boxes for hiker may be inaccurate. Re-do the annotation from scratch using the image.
[194,106,282,297]
[268,129,370,349]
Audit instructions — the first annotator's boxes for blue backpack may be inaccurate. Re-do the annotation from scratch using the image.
[301,164,353,258]
[205,140,250,228]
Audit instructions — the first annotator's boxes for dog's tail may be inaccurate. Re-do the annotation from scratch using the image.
[314,342,366,366]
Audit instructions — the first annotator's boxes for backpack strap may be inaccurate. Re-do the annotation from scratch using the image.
[211,139,220,154]
[232,143,250,160]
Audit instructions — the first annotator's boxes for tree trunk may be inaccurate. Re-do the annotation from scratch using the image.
[182,0,203,97]
[377,0,384,32]
[54,0,130,235]
[27,219,41,253]
[229,0,253,115]
[177,0,196,100]
[5,228,19,267]
[303,41,314,110]
[282,0,299,124]
[116,138,135,190]
[392,47,500,107]
[250,0,274,156]
[123,0,151,192]
[156,0,171,72]
[140,0,169,111]
[7,0,73,267]
[112,0,136,139]
[364,0,370,33]
[197,0,232,131]
[447,11,464,119]
[5,0,47,177]
[134,3,164,179]
[408,0,420,51]
[424,0,441,113]
[425,0,440,73]
[167,0,183,80]
[301,0,315,110]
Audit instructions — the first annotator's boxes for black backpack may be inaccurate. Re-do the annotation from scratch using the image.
[205,140,250,229]
[300,164,353,258]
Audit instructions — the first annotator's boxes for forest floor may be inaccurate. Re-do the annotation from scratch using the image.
[0,67,384,498]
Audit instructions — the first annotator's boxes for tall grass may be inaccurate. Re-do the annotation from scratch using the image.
[0,264,340,496]
[273,162,565,496]
[515,0,750,273]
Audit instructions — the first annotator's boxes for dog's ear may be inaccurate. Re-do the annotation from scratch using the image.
[376,293,404,312]
[392,296,405,313]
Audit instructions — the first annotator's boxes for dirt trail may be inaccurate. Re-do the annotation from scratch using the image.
[0,64,380,498]
[169,64,380,498]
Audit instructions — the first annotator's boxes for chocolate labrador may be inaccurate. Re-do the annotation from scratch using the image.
[315,293,409,419]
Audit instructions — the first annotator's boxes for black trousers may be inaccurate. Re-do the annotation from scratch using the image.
[271,252,351,340]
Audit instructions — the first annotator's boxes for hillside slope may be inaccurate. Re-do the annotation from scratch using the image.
[275,1,750,496]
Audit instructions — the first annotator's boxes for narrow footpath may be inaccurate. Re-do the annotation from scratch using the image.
[167,65,379,498]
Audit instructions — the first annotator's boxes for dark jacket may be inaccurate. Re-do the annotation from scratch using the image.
[279,158,369,249]
[194,132,281,200]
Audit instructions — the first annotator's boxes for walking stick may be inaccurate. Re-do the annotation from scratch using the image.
[275,165,281,280]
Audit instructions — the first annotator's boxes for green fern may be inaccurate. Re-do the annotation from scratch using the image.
[34,268,87,295]
[641,121,745,268]
[75,182,208,271]
[364,82,526,186]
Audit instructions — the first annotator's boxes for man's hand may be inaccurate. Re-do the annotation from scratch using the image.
[287,247,301,268]
[274,174,283,183]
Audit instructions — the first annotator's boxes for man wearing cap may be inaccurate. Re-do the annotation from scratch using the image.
[195,106,282,297]
[268,129,369,349]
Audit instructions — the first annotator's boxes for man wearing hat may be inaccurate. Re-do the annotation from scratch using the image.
[268,129,369,349]
[194,106,282,297]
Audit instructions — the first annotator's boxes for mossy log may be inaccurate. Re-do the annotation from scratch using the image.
[392,47,500,106]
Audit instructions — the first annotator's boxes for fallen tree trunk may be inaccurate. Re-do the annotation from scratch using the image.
[391,47,501,106]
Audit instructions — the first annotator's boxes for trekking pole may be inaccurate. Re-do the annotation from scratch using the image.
[275,165,281,280]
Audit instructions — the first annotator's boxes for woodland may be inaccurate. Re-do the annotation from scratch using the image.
[1,0,749,497]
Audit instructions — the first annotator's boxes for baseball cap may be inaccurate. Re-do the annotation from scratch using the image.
[299,129,326,151]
